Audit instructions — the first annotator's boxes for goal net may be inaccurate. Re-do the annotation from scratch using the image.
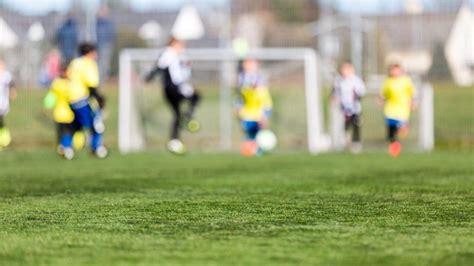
[118,48,329,154]
[118,48,433,154]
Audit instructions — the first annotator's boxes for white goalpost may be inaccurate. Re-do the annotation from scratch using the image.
[118,48,330,154]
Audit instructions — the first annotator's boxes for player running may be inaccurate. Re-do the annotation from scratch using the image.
[332,62,366,153]
[0,60,16,150]
[43,63,77,160]
[67,43,108,158]
[380,63,417,157]
[236,58,273,157]
[145,38,201,155]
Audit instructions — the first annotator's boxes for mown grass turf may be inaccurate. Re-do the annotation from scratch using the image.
[0,151,473,265]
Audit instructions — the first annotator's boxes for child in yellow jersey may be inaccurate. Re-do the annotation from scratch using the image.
[380,63,416,157]
[44,63,77,160]
[237,58,273,156]
[67,43,107,158]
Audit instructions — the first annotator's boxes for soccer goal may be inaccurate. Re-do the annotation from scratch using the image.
[118,48,330,154]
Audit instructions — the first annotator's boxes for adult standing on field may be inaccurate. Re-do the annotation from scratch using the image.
[55,14,79,64]
[96,6,116,84]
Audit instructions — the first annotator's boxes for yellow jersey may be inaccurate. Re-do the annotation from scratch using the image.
[48,78,75,124]
[382,76,416,121]
[67,56,99,103]
[239,86,273,121]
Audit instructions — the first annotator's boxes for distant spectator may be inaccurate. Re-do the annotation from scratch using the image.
[39,49,62,88]
[55,14,79,64]
[96,7,116,83]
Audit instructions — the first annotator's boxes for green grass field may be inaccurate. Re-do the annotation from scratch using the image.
[1,82,472,264]
[1,151,473,265]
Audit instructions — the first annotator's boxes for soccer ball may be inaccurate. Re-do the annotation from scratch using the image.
[167,139,186,155]
[73,131,86,150]
[94,146,109,159]
[186,119,201,133]
[256,130,277,152]
[63,147,75,160]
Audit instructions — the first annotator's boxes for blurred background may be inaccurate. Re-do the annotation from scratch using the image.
[0,0,472,151]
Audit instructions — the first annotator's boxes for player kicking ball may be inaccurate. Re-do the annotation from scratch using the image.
[380,63,416,157]
[145,37,201,155]
[67,43,108,159]
[0,60,16,150]
[237,58,274,157]
[332,62,366,153]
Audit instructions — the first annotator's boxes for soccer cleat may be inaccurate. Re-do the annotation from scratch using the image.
[350,142,363,154]
[57,145,65,156]
[94,146,109,159]
[241,140,258,157]
[0,128,11,148]
[186,119,201,133]
[345,132,352,147]
[63,148,75,160]
[388,141,402,157]
[167,139,186,155]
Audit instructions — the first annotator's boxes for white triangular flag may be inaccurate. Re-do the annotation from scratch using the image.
[0,17,18,48]
[171,5,204,40]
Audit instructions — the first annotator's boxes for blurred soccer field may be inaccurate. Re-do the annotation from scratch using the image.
[5,82,473,151]
[0,152,472,265]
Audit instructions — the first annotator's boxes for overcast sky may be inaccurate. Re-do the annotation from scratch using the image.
[1,0,473,15]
